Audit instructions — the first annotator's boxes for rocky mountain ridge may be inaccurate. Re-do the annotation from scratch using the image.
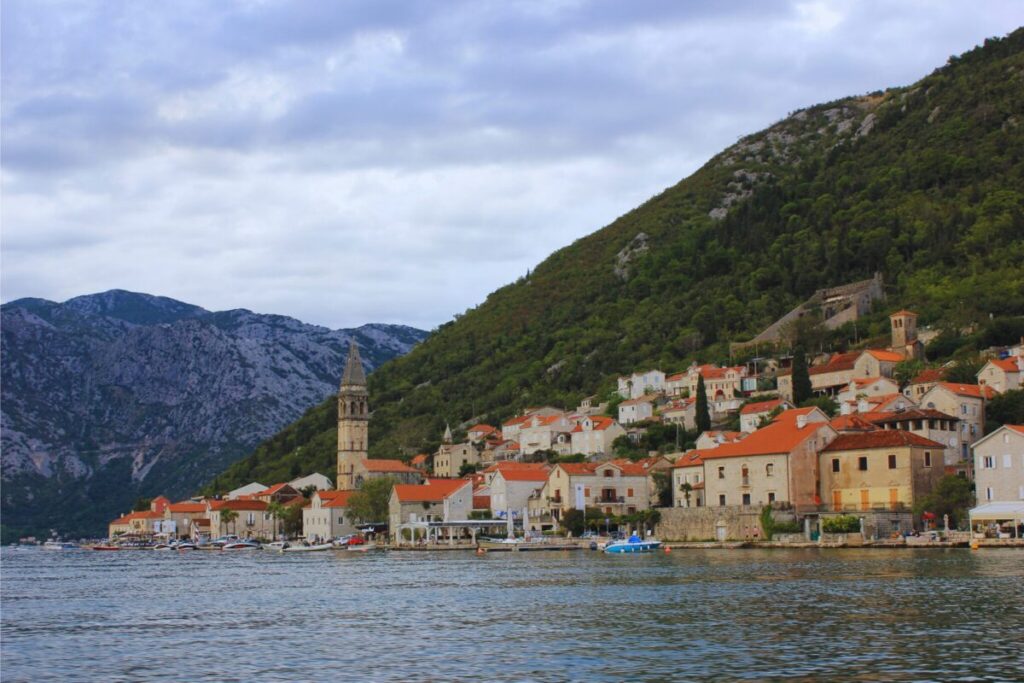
[0,290,427,539]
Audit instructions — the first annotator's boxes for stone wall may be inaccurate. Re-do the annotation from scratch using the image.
[655,505,796,541]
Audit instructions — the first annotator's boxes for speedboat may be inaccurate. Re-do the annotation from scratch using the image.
[175,541,197,551]
[346,543,377,553]
[603,534,662,554]
[282,542,333,553]
[90,544,121,551]
[265,541,288,551]
[43,540,79,550]
[222,540,261,550]
[153,543,174,550]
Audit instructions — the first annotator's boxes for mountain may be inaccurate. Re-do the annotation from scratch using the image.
[0,290,427,540]
[216,30,1024,492]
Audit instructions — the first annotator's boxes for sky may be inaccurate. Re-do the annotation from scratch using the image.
[2,2,1022,331]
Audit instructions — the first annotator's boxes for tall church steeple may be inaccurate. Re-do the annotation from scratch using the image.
[337,342,368,490]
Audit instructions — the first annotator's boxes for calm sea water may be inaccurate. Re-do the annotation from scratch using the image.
[2,547,1022,682]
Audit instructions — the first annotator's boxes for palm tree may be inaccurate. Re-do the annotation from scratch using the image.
[267,501,286,540]
[220,509,238,537]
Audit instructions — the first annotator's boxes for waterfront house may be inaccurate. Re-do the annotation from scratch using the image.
[865,408,960,468]
[739,398,793,433]
[108,510,164,539]
[207,499,274,540]
[976,356,1023,394]
[543,461,651,521]
[302,490,357,542]
[165,501,208,539]
[671,451,705,507]
[489,468,550,516]
[388,479,473,542]
[253,483,303,505]
[699,408,837,513]
[918,382,996,464]
[972,425,1024,505]
[570,415,625,456]
[820,431,944,526]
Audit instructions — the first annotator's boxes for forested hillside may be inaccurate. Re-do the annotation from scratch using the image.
[213,29,1024,492]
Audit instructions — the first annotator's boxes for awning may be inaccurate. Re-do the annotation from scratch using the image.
[968,502,1024,521]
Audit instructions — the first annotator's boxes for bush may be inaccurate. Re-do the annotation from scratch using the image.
[822,515,860,533]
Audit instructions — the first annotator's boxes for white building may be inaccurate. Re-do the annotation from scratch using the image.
[972,425,1024,505]
[617,370,666,399]
[618,398,655,425]
[302,490,358,542]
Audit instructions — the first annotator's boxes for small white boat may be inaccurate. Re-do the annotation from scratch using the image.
[153,543,174,550]
[222,540,261,550]
[264,541,288,551]
[604,534,662,554]
[43,540,78,550]
[175,541,197,551]
[346,543,377,553]
[281,542,333,553]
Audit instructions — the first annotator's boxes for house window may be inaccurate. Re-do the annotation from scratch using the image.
[718,466,725,479]
[924,452,932,468]
[742,493,751,506]
[338,516,344,524]
[983,456,995,469]
[768,492,776,503]
[888,454,897,469]
[858,456,868,471]
[766,464,774,477]
[603,470,613,477]
[719,494,726,506]
[986,487,993,501]
[627,488,634,497]
[832,458,840,473]
[584,488,590,497]
[1004,454,1013,468]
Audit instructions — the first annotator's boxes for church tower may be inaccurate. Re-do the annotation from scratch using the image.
[336,343,368,491]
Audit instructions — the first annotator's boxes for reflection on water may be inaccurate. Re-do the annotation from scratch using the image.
[2,548,1022,682]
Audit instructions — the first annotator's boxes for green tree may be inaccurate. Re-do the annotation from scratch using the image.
[458,462,480,477]
[759,506,776,541]
[791,344,813,405]
[347,476,397,523]
[945,356,985,384]
[695,375,711,433]
[267,501,286,539]
[282,504,304,537]
[132,498,152,512]
[651,471,672,508]
[799,395,839,417]
[986,389,1024,430]
[914,475,975,528]
[220,509,238,536]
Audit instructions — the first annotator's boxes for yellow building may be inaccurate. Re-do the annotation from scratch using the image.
[820,431,944,515]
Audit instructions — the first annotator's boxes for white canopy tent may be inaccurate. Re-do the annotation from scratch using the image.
[968,502,1024,538]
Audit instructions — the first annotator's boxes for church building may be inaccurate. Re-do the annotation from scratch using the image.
[336,343,421,491]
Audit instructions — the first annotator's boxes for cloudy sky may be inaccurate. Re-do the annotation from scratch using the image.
[2,2,1021,330]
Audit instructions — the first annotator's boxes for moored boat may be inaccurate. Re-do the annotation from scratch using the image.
[603,534,662,554]
[222,540,261,550]
[282,542,333,553]
[43,540,79,550]
[90,544,121,551]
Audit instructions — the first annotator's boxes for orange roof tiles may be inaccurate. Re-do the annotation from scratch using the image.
[889,310,918,318]
[740,399,785,415]
[571,416,617,432]
[498,470,550,482]
[672,451,704,468]
[697,408,828,460]
[110,510,164,525]
[168,502,207,513]
[865,408,957,423]
[318,490,353,508]
[210,499,268,511]
[362,458,418,473]
[829,415,878,432]
[988,357,1023,373]
[865,349,905,363]
[258,483,295,497]
[1003,425,1024,436]
[823,431,945,451]
[411,454,429,466]
[393,479,468,503]
[468,424,497,433]
[502,415,531,427]
[910,368,946,384]
[935,383,997,400]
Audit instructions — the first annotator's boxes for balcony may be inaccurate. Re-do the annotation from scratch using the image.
[595,496,626,504]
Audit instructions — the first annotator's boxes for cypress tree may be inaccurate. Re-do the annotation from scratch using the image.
[695,375,711,433]
[792,344,812,405]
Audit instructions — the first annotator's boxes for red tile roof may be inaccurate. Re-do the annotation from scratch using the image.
[571,416,617,432]
[482,462,548,474]
[497,469,550,482]
[934,383,997,400]
[864,408,958,423]
[865,349,905,363]
[257,483,296,497]
[910,368,946,384]
[411,454,429,466]
[502,415,531,427]
[468,424,497,433]
[829,415,878,432]
[556,462,600,476]
[610,458,659,476]
[1005,425,1024,436]
[362,458,418,473]
[672,451,704,468]
[168,502,207,513]
[393,479,468,503]
[697,408,829,460]
[988,357,1023,373]
[110,510,164,525]
[823,431,945,451]
[889,310,918,318]
[210,499,268,511]
[740,399,786,415]
[318,490,353,508]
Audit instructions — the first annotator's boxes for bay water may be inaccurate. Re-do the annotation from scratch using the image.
[2,547,1022,682]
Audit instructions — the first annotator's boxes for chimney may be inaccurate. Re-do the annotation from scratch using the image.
[796,414,808,429]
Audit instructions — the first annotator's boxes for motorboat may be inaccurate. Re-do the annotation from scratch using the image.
[603,534,662,554]
[332,534,366,548]
[264,541,288,551]
[153,543,174,550]
[281,542,333,553]
[222,540,261,550]
[43,540,79,550]
[346,543,378,553]
[90,544,121,551]
[175,541,198,551]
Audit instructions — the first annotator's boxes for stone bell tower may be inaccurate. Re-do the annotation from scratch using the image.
[336,342,368,491]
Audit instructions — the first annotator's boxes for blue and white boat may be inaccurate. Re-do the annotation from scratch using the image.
[603,534,662,554]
